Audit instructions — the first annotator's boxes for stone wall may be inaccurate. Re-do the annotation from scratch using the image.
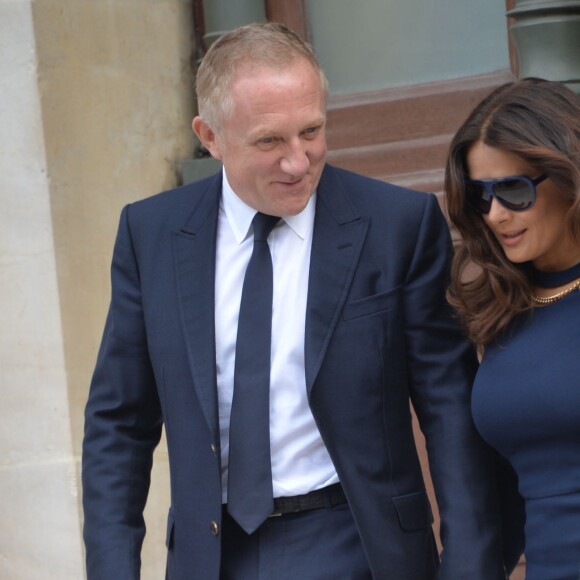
[0,1,194,578]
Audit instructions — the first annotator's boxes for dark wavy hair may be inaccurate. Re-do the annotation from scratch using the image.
[445,78,580,349]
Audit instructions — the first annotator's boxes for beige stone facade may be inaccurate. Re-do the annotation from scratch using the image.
[0,1,194,578]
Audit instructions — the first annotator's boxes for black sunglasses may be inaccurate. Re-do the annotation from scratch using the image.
[465,174,547,214]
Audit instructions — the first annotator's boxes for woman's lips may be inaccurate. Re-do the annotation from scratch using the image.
[499,229,526,246]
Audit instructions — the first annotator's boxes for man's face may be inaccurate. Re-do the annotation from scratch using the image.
[194,58,327,217]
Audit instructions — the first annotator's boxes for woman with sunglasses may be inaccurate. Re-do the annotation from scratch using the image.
[445,77,580,579]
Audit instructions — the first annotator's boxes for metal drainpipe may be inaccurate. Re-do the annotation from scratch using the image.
[507,0,580,93]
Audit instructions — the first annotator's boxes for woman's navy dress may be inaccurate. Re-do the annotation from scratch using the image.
[472,290,580,580]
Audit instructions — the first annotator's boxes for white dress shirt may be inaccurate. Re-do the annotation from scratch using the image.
[215,169,339,503]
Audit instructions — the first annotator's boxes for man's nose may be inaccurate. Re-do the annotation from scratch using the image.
[280,141,309,176]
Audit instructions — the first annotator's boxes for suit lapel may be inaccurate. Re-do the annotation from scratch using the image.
[305,167,369,394]
[172,174,221,438]
[172,167,368,427]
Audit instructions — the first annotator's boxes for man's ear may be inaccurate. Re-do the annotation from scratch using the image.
[192,116,223,161]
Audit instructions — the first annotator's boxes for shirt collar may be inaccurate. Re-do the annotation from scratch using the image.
[221,168,316,244]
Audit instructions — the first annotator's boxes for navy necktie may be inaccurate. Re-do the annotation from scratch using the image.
[227,212,280,534]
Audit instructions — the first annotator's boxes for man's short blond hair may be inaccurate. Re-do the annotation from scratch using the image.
[195,22,328,132]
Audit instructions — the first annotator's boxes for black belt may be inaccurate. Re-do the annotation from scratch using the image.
[270,483,346,517]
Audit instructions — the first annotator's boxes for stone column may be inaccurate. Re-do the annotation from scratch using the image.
[1,1,195,578]
[0,2,84,578]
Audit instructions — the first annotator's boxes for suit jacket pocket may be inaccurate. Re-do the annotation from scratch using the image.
[392,490,434,532]
[342,287,400,321]
[166,507,175,549]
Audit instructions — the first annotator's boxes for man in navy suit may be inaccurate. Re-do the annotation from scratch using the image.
[82,22,512,580]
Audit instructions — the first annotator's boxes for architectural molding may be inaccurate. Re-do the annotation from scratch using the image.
[326,70,516,194]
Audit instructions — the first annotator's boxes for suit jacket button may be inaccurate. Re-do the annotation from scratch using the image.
[211,443,218,456]
[210,521,220,536]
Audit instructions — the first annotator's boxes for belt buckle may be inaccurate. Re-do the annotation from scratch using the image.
[269,510,283,518]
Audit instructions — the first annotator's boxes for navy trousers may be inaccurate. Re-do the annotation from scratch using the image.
[220,502,373,579]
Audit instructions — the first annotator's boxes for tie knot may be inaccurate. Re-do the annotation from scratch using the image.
[252,212,280,242]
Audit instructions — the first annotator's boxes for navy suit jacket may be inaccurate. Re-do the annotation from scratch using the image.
[83,164,517,579]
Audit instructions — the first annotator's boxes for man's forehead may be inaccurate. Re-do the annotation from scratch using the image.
[230,58,317,86]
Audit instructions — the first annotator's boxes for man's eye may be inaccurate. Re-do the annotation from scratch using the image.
[303,126,320,137]
[259,137,274,145]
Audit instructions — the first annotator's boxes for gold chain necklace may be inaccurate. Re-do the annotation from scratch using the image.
[529,277,580,305]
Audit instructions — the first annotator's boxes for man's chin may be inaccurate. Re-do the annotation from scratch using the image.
[279,192,315,216]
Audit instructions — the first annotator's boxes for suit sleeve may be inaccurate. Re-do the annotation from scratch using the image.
[402,194,509,579]
[82,205,163,580]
